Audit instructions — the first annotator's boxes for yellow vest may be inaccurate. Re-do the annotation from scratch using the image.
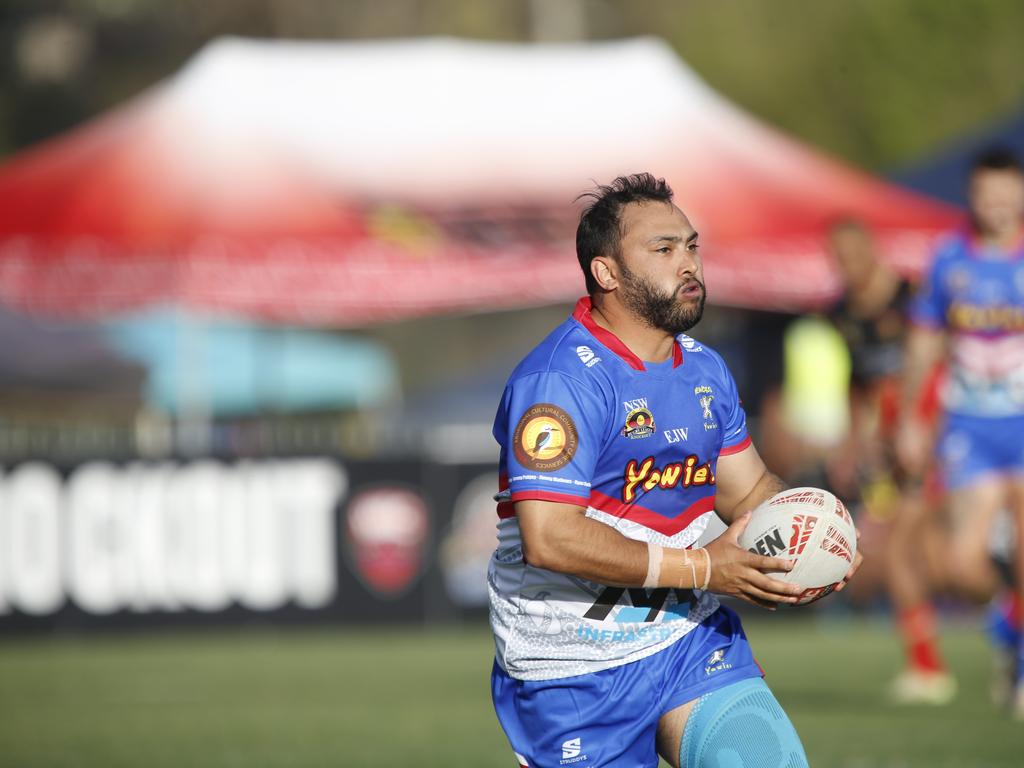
[782,316,851,446]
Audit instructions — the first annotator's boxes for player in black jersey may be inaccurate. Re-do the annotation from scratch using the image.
[827,218,954,704]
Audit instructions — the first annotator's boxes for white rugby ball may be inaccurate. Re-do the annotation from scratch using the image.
[737,487,856,605]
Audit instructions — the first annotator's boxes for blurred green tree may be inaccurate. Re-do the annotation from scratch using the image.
[1,0,1023,170]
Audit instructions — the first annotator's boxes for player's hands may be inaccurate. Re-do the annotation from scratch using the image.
[703,511,803,610]
[832,527,863,593]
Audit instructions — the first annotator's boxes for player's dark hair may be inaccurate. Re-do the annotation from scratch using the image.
[970,146,1023,175]
[575,173,674,295]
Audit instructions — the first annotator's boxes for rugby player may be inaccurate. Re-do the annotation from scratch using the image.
[898,148,1024,717]
[827,220,955,704]
[489,174,860,767]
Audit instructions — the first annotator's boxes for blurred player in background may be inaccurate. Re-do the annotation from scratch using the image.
[489,173,859,767]
[828,218,911,500]
[827,220,955,704]
[898,148,1024,718]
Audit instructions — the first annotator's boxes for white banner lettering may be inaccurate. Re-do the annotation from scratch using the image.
[5,463,64,615]
[0,459,346,617]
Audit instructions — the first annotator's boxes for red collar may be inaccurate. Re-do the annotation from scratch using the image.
[572,297,683,372]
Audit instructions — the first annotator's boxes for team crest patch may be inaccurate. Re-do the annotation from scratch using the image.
[513,403,579,472]
[622,406,656,439]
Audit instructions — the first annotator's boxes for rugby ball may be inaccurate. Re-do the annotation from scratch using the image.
[737,487,856,605]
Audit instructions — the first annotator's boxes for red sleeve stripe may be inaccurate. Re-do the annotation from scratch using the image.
[497,489,592,518]
[720,435,752,456]
[511,490,591,506]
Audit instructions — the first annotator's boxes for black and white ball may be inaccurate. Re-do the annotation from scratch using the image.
[738,487,856,605]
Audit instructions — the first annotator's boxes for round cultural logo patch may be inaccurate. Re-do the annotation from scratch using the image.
[622,407,655,439]
[512,403,579,472]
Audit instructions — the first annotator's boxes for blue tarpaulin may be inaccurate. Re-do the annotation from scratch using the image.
[102,308,398,416]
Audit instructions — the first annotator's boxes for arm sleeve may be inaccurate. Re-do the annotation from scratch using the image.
[909,253,947,328]
[494,371,607,509]
[717,357,751,456]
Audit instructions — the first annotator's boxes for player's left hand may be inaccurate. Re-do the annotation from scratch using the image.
[703,511,804,609]
[832,527,863,593]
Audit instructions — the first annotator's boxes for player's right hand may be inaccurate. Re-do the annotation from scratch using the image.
[704,511,803,610]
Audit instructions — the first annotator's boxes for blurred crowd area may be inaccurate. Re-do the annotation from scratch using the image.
[0,0,1023,635]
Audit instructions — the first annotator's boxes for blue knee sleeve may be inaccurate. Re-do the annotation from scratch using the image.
[680,677,808,768]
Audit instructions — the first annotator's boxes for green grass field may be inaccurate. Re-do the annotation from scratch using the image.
[1,616,1023,767]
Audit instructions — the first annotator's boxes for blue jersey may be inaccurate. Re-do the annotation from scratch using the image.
[911,232,1024,417]
[489,297,750,681]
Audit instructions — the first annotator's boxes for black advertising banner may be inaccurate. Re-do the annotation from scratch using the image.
[0,457,497,632]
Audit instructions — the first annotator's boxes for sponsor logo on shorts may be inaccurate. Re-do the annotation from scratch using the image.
[513,404,579,473]
[560,737,587,764]
[705,648,732,675]
[576,346,601,368]
[622,406,656,439]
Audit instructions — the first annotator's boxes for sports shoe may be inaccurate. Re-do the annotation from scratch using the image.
[987,594,1021,652]
[992,646,1016,707]
[1013,684,1024,721]
[887,669,957,705]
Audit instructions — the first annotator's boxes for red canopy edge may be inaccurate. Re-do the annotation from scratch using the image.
[0,227,949,325]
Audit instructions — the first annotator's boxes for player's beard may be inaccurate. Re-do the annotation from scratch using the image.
[618,261,706,335]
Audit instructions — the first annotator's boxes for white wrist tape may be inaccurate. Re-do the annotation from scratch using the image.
[644,542,664,589]
[685,549,698,590]
[700,548,712,591]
